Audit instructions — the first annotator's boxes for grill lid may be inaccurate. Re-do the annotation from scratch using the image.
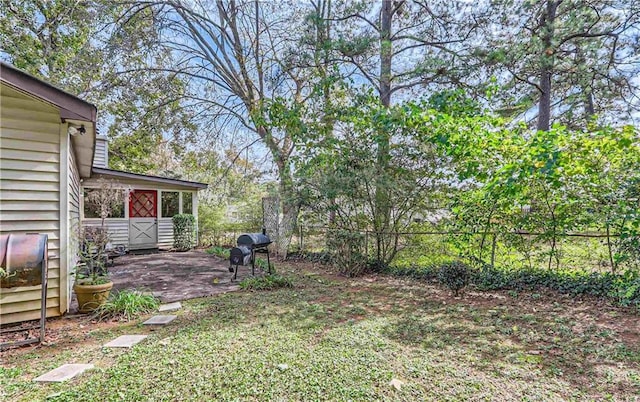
[237,233,271,248]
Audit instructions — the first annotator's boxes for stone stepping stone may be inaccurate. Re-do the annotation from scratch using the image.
[34,364,94,383]
[158,302,182,312]
[103,335,148,348]
[142,315,177,325]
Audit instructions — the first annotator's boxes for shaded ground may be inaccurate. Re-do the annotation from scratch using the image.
[2,262,639,401]
[108,250,254,302]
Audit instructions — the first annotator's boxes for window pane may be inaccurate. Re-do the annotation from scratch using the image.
[182,192,193,214]
[83,189,125,218]
[162,191,179,217]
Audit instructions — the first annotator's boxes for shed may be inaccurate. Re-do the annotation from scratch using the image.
[81,137,207,250]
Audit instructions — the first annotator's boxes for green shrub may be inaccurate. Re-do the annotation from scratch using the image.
[255,257,271,271]
[611,270,640,307]
[206,246,230,259]
[173,214,196,251]
[389,259,640,309]
[326,230,367,277]
[239,274,293,291]
[438,261,471,296]
[93,289,160,321]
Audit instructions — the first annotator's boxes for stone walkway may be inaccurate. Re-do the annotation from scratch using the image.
[33,303,181,383]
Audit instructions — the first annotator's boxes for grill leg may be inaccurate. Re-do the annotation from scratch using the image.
[40,268,47,343]
[251,250,256,276]
[267,251,271,274]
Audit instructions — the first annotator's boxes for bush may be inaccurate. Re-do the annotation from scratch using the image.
[173,214,196,251]
[437,261,470,296]
[389,259,640,309]
[93,289,160,321]
[239,274,293,291]
[326,230,367,277]
[206,246,230,259]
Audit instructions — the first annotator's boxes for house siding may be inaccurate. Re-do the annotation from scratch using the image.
[81,219,129,247]
[158,218,174,249]
[93,136,108,168]
[0,84,63,324]
[66,146,81,312]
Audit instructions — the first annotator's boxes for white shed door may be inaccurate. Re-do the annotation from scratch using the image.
[129,190,158,250]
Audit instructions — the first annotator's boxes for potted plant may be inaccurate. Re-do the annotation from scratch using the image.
[74,226,113,312]
[73,179,124,313]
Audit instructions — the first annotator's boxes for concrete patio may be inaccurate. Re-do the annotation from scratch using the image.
[109,250,261,302]
[69,250,267,313]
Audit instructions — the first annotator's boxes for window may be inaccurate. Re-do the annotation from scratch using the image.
[83,189,125,219]
[162,191,179,217]
[182,192,193,214]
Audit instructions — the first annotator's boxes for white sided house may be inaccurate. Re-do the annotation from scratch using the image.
[82,137,207,251]
[0,63,206,325]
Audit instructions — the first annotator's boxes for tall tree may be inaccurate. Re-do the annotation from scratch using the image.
[328,0,485,262]
[484,0,640,130]
[121,0,338,255]
[0,0,196,174]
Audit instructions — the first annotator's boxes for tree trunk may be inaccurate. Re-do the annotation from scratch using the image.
[606,224,616,274]
[537,0,558,132]
[584,89,595,120]
[380,0,393,109]
[491,234,497,268]
[275,160,299,258]
[374,0,394,263]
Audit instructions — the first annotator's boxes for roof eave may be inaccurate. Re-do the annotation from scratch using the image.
[0,62,97,122]
[91,167,208,189]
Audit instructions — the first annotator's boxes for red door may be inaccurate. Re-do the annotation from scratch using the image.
[129,190,158,250]
[129,190,157,218]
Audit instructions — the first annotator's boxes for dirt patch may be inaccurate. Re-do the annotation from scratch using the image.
[1,314,135,358]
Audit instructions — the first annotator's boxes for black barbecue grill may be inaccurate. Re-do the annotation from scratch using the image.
[229,228,272,280]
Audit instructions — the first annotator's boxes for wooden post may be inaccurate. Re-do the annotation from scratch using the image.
[491,234,497,268]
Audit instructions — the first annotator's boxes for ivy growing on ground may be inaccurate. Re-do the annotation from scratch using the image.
[387,262,640,309]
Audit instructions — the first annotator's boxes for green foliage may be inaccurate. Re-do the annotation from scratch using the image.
[238,274,293,291]
[474,267,640,309]
[0,0,95,92]
[206,246,230,259]
[433,122,640,273]
[388,262,640,309]
[92,289,160,322]
[482,1,639,127]
[173,214,196,251]
[254,257,271,271]
[0,1,197,175]
[75,225,112,285]
[437,261,471,297]
[0,267,15,280]
[326,230,368,277]
[297,93,453,265]
[428,89,480,116]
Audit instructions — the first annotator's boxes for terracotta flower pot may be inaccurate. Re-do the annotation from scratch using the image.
[73,281,113,313]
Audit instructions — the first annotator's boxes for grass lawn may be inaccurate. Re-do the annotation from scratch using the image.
[2,262,639,401]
